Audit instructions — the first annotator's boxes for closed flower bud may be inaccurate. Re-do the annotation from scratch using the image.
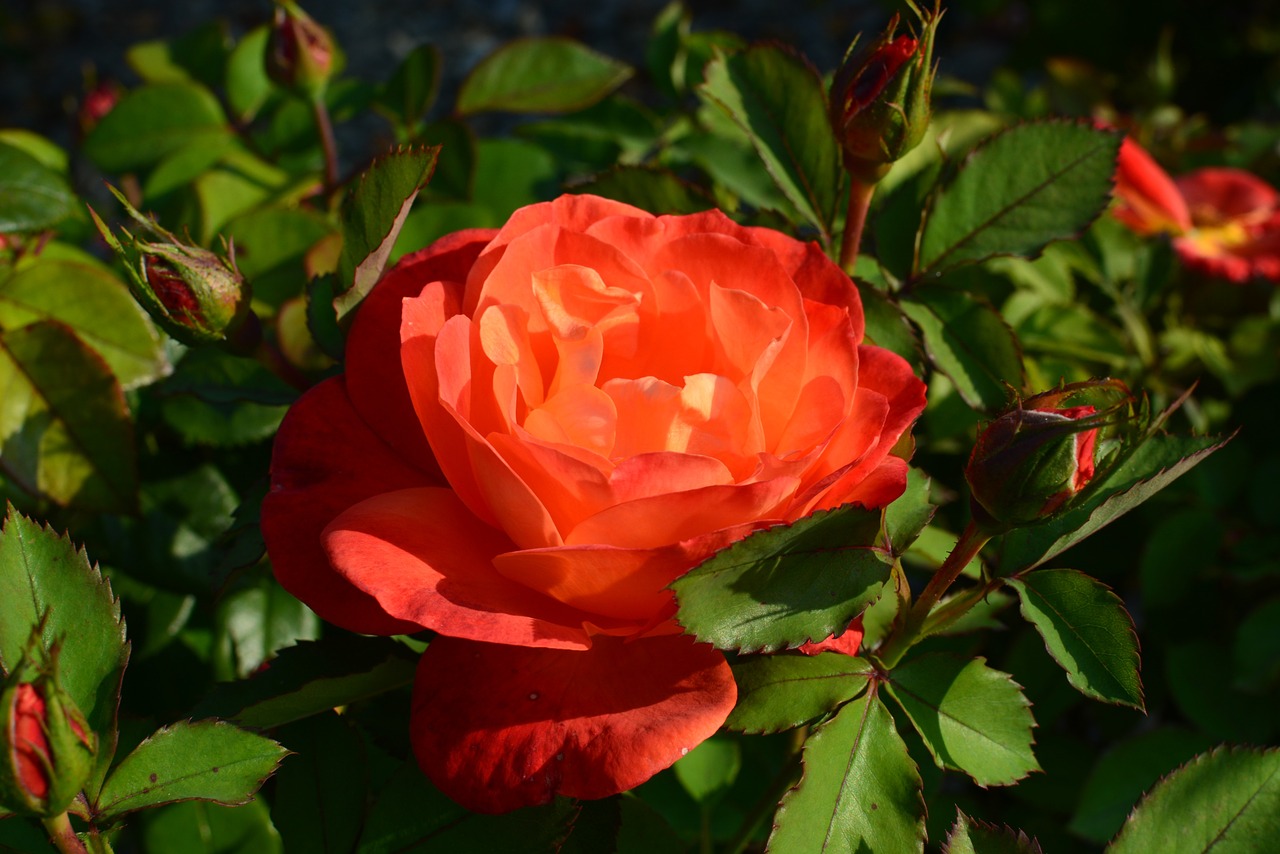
[966,380,1136,530]
[0,660,97,817]
[829,1,941,184]
[266,1,335,99]
[89,187,253,346]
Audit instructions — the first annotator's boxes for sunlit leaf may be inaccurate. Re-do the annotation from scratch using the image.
[0,141,75,233]
[457,37,633,115]
[672,504,890,653]
[727,653,873,734]
[84,82,230,174]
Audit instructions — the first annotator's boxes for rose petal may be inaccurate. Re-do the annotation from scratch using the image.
[1114,137,1192,235]
[411,633,736,813]
[797,615,865,656]
[263,378,434,635]
[346,231,494,476]
[1176,168,1279,225]
[322,487,596,648]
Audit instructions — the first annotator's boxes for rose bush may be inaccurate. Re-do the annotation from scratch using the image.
[262,194,926,813]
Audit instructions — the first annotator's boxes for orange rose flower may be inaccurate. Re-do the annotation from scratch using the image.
[1114,137,1280,283]
[263,195,926,813]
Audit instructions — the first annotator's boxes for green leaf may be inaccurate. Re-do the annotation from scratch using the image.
[1234,597,1280,692]
[698,45,842,241]
[884,467,935,557]
[0,506,129,793]
[141,135,236,200]
[220,207,335,309]
[0,321,137,512]
[141,799,280,854]
[471,138,559,219]
[457,37,633,115]
[357,762,581,853]
[996,432,1232,573]
[674,736,740,803]
[0,141,75,233]
[125,22,230,88]
[768,691,925,854]
[193,637,416,730]
[376,44,441,129]
[1165,643,1275,744]
[886,654,1040,786]
[944,809,1043,853]
[214,577,321,680]
[1005,569,1143,709]
[416,120,476,202]
[159,396,288,448]
[1068,728,1213,844]
[270,713,367,854]
[83,82,230,174]
[332,145,440,325]
[727,653,873,734]
[918,122,1121,273]
[94,720,287,822]
[0,259,168,390]
[0,129,70,173]
[671,504,890,653]
[856,279,924,371]
[225,26,273,123]
[159,347,298,407]
[900,285,1025,411]
[1108,747,1280,854]
[571,166,715,215]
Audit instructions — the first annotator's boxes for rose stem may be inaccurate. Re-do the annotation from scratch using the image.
[311,95,339,191]
[42,812,88,854]
[839,177,877,275]
[723,726,807,854]
[876,520,991,669]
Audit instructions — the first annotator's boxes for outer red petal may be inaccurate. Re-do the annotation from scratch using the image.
[797,615,865,656]
[345,230,495,477]
[1175,168,1279,224]
[263,378,433,635]
[322,487,598,648]
[411,633,736,813]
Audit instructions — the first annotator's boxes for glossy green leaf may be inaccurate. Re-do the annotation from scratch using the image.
[674,736,740,803]
[1108,747,1280,854]
[457,37,633,115]
[215,577,321,679]
[471,138,559,219]
[94,720,287,822]
[0,129,69,173]
[887,654,1040,786]
[768,691,925,854]
[901,285,1025,411]
[376,44,441,129]
[1005,569,1143,709]
[996,432,1232,573]
[357,762,581,853]
[270,713,367,854]
[332,145,440,325]
[918,122,1121,273]
[699,44,842,241]
[727,652,873,734]
[221,207,335,309]
[83,82,230,173]
[944,809,1043,853]
[672,504,890,653]
[416,120,476,201]
[125,22,230,88]
[1068,728,1213,844]
[160,396,288,448]
[0,260,168,390]
[0,507,129,793]
[0,321,137,512]
[193,636,416,730]
[884,468,935,557]
[0,141,75,233]
[141,799,281,854]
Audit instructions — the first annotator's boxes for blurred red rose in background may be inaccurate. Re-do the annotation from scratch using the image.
[1114,137,1280,283]
[262,194,926,813]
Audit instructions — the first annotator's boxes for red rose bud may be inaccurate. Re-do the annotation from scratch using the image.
[0,665,96,817]
[966,380,1136,530]
[830,1,942,183]
[266,1,335,99]
[89,187,252,346]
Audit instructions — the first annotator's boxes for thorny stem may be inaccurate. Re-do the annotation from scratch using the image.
[839,177,877,275]
[42,812,87,854]
[876,521,991,669]
[723,726,807,854]
[311,95,339,191]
